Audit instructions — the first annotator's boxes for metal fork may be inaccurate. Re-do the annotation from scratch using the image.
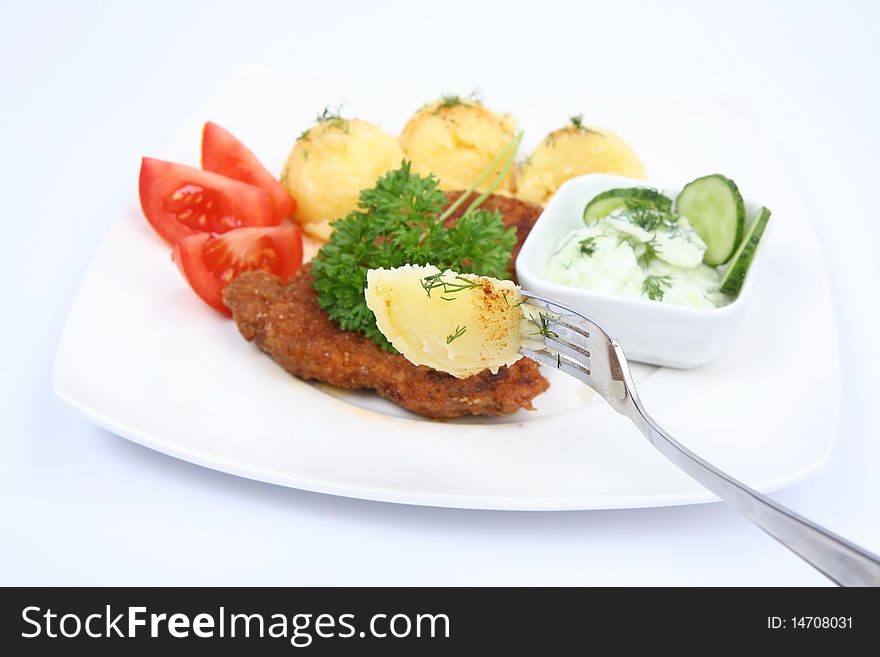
[518,290,880,586]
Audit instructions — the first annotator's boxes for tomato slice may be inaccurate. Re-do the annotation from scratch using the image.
[172,224,303,315]
[139,157,276,244]
[202,121,296,222]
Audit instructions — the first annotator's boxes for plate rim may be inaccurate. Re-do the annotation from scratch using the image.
[54,371,836,510]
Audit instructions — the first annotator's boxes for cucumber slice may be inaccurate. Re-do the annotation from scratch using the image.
[675,174,745,266]
[718,207,771,297]
[583,187,672,224]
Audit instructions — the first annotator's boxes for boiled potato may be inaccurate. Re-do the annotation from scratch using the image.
[282,116,403,241]
[399,96,517,192]
[516,118,645,205]
[365,264,527,378]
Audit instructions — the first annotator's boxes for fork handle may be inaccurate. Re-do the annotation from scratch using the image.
[627,405,880,586]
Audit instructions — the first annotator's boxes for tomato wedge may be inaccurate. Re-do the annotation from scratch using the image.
[202,122,296,221]
[139,157,276,244]
[172,224,303,315]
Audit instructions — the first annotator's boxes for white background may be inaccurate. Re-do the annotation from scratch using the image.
[1,0,878,585]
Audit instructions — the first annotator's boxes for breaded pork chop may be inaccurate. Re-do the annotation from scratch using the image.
[225,269,548,418]
[223,194,548,419]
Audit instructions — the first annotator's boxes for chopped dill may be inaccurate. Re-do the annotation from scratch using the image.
[433,89,483,113]
[578,236,597,257]
[446,325,468,344]
[642,275,672,301]
[420,272,443,297]
[421,273,482,299]
[637,237,661,267]
[316,104,344,122]
[530,313,559,339]
[315,104,348,133]
[616,234,638,249]
[623,205,678,233]
[568,114,603,136]
[297,104,348,142]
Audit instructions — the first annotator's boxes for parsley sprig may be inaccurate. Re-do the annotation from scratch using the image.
[311,162,517,350]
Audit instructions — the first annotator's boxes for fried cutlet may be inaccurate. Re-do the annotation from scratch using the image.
[223,194,549,419]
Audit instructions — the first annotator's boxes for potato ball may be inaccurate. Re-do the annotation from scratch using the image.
[398,96,517,192]
[282,116,403,241]
[516,117,645,205]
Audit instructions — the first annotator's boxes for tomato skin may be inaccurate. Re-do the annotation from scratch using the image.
[172,224,303,315]
[139,157,276,244]
[202,122,296,221]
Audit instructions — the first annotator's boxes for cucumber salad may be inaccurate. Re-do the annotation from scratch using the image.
[546,175,771,308]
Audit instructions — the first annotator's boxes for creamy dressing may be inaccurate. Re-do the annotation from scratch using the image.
[546,208,730,308]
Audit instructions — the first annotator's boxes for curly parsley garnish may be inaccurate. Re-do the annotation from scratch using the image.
[311,162,517,351]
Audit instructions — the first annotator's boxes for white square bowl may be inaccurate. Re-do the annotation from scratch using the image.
[516,174,768,368]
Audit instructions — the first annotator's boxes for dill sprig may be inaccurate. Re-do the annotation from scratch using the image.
[543,116,603,147]
[622,205,677,232]
[445,325,468,344]
[420,273,482,299]
[530,313,559,339]
[637,237,662,267]
[578,236,597,257]
[642,275,672,301]
[297,104,348,142]
[316,104,348,132]
[433,89,483,113]
[564,114,604,138]
[316,104,345,123]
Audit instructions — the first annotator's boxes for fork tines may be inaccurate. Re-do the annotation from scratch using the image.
[518,291,594,382]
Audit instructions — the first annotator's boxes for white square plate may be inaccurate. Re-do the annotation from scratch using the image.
[54,67,838,510]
